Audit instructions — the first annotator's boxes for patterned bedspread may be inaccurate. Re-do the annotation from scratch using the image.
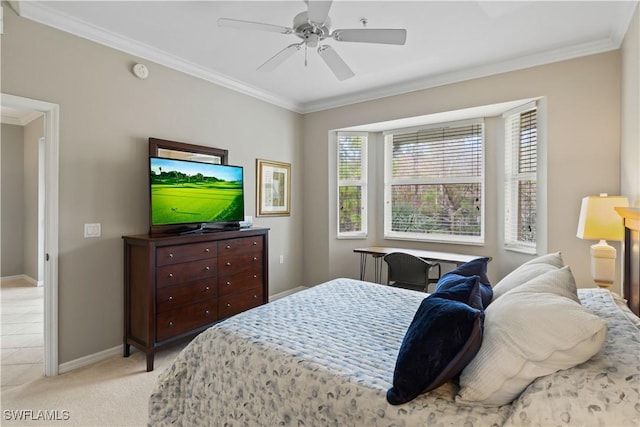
[149,278,640,426]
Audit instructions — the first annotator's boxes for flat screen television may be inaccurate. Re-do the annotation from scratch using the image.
[149,156,244,235]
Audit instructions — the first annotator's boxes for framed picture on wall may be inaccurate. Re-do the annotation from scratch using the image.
[256,159,291,216]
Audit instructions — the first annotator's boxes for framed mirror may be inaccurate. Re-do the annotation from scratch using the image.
[149,137,228,165]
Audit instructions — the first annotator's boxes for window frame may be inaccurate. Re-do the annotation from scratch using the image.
[382,118,486,245]
[503,101,538,254]
[336,131,368,239]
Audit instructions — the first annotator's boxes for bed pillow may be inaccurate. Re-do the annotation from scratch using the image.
[456,267,607,407]
[387,276,485,405]
[506,265,580,303]
[491,252,564,301]
[435,257,493,308]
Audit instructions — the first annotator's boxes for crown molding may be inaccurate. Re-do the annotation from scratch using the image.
[16,1,303,113]
[298,37,621,113]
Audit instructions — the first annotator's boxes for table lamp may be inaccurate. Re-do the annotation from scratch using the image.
[576,193,629,288]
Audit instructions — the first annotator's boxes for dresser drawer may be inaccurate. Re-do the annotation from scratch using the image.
[219,287,263,318]
[157,242,217,266]
[156,299,217,342]
[156,279,217,313]
[218,236,263,256]
[218,253,263,276]
[157,259,217,288]
[218,271,263,296]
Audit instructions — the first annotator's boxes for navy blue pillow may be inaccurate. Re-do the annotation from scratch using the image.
[387,276,485,405]
[435,257,493,308]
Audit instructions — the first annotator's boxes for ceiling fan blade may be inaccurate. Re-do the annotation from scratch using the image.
[307,0,333,25]
[257,44,302,72]
[317,45,354,81]
[217,18,292,34]
[332,28,407,45]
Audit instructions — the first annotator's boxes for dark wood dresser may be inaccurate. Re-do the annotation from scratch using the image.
[122,228,269,371]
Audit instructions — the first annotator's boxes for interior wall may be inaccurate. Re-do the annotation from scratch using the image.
[1,123,25,277]
[22,115,44,282]
[621,4,640,206]
[303,51,622,292]
[1,8,303,364]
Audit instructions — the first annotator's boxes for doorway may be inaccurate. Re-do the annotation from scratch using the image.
[1,93,59,376]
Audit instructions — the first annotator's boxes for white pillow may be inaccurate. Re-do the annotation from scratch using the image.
[506,265,580,304]
[491,252,564,301]
[456,267,607,406]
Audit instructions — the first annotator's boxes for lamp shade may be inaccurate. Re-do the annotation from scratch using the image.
[576,194,629,241]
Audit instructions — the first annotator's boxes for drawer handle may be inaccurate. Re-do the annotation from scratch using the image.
[253,241,257,245]
[226,303,231,308]
[168,273,174,278]
[168,321,175,328]
[253,274,257,279]
[205,286,210,292]
[168,253,174,258]
[225,245,231,250]
[253,256,258,261]
[225,281,231,286]
[226,262,232,267]
[205,266,210,271]
[204,310,211,317]
[253,294,258,299]
[204,248,210,253]
[168,296,173,301]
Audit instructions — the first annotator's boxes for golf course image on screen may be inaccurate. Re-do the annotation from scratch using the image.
[150,157,244,226]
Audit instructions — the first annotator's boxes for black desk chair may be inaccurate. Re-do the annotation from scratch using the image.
[383,252,441,293]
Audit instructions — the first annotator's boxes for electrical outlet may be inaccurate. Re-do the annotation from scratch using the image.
[84,223,101,238]
[279,255,284,264]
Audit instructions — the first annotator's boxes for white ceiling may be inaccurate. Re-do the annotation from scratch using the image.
[9,1,639,113]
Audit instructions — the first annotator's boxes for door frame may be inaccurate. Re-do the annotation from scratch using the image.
[2,93,59,376]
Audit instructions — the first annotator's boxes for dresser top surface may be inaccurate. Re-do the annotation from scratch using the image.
[123,227,269,245]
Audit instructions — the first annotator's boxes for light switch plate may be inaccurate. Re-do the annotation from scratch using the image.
[84,223,101,238]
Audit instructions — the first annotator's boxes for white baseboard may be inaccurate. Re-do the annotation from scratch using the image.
[57,286,308,374]
[58,345,121,374]
[0,274,38,285]
[269,286,308,301]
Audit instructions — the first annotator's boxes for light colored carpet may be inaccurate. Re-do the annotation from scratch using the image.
[1,340,189,426]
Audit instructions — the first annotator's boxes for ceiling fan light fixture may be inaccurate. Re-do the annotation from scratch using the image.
[218,0,406,80]
[305,33,320,47]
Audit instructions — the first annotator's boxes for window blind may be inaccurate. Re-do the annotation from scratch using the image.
[504,104,537,250]
[338,132,367,237]
[391,124,483,179]
[384,120,484,243]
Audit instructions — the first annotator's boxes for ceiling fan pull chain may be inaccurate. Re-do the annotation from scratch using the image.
[305,43,308,67]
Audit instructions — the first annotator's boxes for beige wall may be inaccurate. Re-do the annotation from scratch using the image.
[621,4,640,206]
[1,9,303,364]
[1,123,25,276]
[303,51,623,291]
[1,117,43,282]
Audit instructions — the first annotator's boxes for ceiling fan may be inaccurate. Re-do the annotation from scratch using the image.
[218,0,407,81]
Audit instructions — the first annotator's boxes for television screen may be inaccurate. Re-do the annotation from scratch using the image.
[149,157,244,227]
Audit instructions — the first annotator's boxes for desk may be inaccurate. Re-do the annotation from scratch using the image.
[354,246,488,283]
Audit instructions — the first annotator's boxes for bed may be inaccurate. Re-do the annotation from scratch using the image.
[149,256,640,426]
